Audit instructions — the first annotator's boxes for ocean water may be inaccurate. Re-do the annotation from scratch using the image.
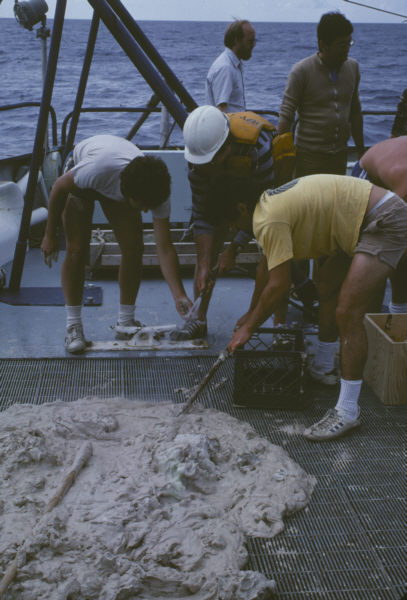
[0,18,406,159]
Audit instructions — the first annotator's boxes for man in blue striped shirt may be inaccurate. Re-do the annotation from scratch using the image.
[171,105,276,340]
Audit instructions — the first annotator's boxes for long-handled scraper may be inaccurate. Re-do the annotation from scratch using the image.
[178,346,231,415]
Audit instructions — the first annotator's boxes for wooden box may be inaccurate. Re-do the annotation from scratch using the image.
[363,314,407,405]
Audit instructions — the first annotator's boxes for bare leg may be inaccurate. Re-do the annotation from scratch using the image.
[61,195,94,306]
[100,199,143,305]
[316,253,351,342]
[389,251,407,303]
[304,254,392,441]
[194,228,226,321]
[336,253,393,380]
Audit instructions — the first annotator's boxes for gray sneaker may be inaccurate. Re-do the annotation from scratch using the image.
[65,324,90,354]
[304,408,361,441]
[170,319,207,341]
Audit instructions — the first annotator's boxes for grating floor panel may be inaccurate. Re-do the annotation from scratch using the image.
[0,356,405,600]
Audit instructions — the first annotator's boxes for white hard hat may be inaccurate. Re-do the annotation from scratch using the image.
[183,105,230,164]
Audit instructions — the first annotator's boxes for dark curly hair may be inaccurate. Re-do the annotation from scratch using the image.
[120,155,171,209]
[317,12,353,47]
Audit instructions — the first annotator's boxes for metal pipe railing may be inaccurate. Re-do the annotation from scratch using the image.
[107,0,197,113]
[126,93,161,141]
[86,0,188,129]
[0,102,58,147]
[60,105,161,145]
[8,0,67,292]
[63,12,100,162]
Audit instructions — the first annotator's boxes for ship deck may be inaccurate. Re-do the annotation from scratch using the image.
[0,248,406,599]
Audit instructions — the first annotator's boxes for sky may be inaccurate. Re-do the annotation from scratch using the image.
[0,0,406,22]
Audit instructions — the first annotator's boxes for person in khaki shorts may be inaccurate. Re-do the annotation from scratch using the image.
[215,174,407,441]
[352,135,407,315]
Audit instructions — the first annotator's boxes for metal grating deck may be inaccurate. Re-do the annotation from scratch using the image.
[0,357,406,600]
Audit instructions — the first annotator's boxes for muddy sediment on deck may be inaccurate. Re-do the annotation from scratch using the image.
[0,398,316,599]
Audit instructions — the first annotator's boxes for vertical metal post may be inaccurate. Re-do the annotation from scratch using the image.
[86,0,188,129]
[8,0,67,292]
[63,12,100,161]
[107,0,197,112]
[37,18,51,151]
[159,105,170,148]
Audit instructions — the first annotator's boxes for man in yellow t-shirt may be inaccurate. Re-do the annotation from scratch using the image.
[225,174,407,441]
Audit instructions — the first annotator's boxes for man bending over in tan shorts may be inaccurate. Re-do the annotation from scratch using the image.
[213,174,407,440]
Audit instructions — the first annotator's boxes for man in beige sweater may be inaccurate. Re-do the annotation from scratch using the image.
[278,11,365,177]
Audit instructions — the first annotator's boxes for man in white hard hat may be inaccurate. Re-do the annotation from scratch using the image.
[206,20,256,113]
[171,105,280,340]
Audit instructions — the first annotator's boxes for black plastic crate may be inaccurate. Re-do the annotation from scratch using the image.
[233,327,309,410]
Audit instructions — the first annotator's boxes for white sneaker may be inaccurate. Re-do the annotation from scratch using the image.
[65,324,90,354]
[304,408,361,441]
[308,362,339,385]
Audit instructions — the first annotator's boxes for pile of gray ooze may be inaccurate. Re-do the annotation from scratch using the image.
[0,398,316,599]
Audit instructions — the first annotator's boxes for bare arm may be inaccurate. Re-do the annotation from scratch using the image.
[234,255,269,329]
[229,260,291,351]
[41,171,78,266]
[194,232,216,293]
[277,66,302,135]
[153,217,192,318]
[350,74,365,158]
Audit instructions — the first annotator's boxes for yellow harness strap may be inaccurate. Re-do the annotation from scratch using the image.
[224,112,296,182]
[227,111,276,144]
[224,111,276,176]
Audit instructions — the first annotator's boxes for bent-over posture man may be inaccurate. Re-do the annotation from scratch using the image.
[41,134,191,353]
[173,105,298,341]
[224,174,407,440]
[352,135,407,314]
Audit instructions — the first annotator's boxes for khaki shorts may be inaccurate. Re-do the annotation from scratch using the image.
[355,195,407,269]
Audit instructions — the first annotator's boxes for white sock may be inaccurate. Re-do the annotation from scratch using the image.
[335,378,362,421]
[389,301,407,313]
[118,304,135,326]
[66,305,82,329]
[313,340,337,372]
